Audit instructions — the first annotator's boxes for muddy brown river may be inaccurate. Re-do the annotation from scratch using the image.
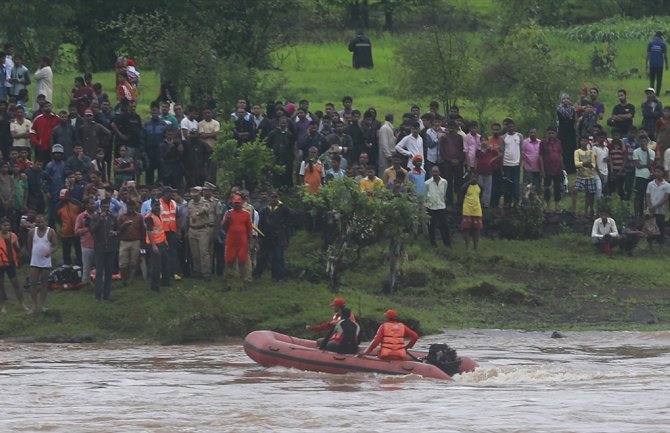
[2,329,669,432]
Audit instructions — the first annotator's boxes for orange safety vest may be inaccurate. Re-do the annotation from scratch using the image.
[0,233,18,267]
[160,199,177,232]
[145,213,167,245]
[379,321,407,359]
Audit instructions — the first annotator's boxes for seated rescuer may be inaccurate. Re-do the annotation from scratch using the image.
[324,308,360,354]
[362,309,419,360]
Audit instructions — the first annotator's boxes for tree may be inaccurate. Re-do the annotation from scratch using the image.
[211,124,284,193]
[301,178,422,292]
[394,25,470,113]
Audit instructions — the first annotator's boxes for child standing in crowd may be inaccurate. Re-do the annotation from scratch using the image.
[461,172,483,250]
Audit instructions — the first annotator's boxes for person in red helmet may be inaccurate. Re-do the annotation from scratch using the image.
[362,309,419,360]
[307,297,357,334]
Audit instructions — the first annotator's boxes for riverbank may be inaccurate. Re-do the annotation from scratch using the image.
[1,227,667,344]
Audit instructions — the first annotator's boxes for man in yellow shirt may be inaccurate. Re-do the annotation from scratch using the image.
[360,166,383,194]
[572,136,597,216]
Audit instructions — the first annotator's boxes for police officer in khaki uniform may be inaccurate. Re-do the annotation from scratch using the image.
[202,181,221,274]
[186,186,212,280]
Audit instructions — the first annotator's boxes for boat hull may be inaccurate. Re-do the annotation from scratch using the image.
[244,330,478,380]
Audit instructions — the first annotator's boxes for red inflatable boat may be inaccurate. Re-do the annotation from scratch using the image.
[244,330,478,380]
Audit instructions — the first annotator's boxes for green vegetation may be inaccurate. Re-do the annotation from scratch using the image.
[2,3,670,343]
[1,227,667,344]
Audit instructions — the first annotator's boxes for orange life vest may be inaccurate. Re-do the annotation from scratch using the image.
[145,213,167,245]
[0,233,18,267]
[160,199,177,232]
[379,321,406,359]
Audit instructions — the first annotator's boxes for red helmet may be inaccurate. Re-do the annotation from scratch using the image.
[384,309,398,319]
[330,297,346,307]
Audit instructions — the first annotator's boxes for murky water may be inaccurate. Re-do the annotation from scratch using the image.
[1,330,669,432]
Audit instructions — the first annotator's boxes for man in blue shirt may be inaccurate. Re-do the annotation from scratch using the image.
[646,31,668,94]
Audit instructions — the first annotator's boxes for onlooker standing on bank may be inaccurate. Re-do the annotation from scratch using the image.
[90,198,119,301]
[646,31,668,95]
[117,199,143,286]
[28,214,58,313]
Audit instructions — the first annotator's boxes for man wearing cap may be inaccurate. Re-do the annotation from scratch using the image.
[307,297,357,333]
[145,198,170,292]
[221,194,253,290]
[202,182,221,272]
[186,186,212,281]
[646,31,668,95]
[159,186,181,281]
[30,101,59,163]
[641,88,664,141]
[78,108,111,159]
[362,309,419,360]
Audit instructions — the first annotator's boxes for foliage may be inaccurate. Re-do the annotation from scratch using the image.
[0,0,75,66]
[479,24,582,129]
[504,199,546,240]
[107,1,294,107]
[590,43,618,76]
[394,25,470,113]
[211,125,284,193]
[301,177,422,291]
[553,16,670,42]
[597,195,634,228]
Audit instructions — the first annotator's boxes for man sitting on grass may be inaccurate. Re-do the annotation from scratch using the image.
[591,209,619,257]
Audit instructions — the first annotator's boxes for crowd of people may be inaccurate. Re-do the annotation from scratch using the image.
[0,33,668,313]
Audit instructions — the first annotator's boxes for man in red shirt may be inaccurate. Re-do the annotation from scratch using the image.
[307,297,357,333]
[539,126,565,212]
[30,101,60,163]
[222,194,252,291]
[362,309,419,360]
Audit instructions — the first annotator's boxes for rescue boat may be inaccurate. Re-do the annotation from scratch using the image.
[244,330,478,380]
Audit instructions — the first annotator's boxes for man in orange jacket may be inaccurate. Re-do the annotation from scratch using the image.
[362,309,419,360]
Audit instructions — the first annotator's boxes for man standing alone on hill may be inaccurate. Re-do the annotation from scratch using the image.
[348,31,373,69]
[646,31,668,95]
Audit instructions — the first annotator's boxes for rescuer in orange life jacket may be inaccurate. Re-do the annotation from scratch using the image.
[306,297,357,333]
[323,307,360,354]
[361,309,419,360]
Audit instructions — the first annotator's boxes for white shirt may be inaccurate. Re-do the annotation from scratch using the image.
[591,217,618,238]
[502,132,522,166]
[4,55,13,88]
[395,134,424,169]
[33,66,53,111]
[180,117,198,141]
[593,145,609,176]
[425,127,443,164]
[646,179,670,215]
[378,121,395,160]
[424,177,448,210]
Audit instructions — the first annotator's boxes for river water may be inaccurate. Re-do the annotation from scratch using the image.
[1,329,669,433]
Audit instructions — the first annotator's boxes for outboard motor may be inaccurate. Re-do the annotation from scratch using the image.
[425,343,461,376]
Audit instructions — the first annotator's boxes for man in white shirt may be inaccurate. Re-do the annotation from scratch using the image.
[33,56,53,113]
[424,165,451,247]
[424,116,444,180]
[395,121,423,170]
[377,113,395,176]
[646,167,670,247]
[502,120,524,207]
[180,106,199,141]
[591,209,619,256]
[593,132,610,200]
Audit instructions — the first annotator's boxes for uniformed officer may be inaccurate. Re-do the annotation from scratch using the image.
[186,186,212,280]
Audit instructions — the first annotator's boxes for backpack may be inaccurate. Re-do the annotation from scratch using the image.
[425,343,461,377]
[48,265,84,290]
